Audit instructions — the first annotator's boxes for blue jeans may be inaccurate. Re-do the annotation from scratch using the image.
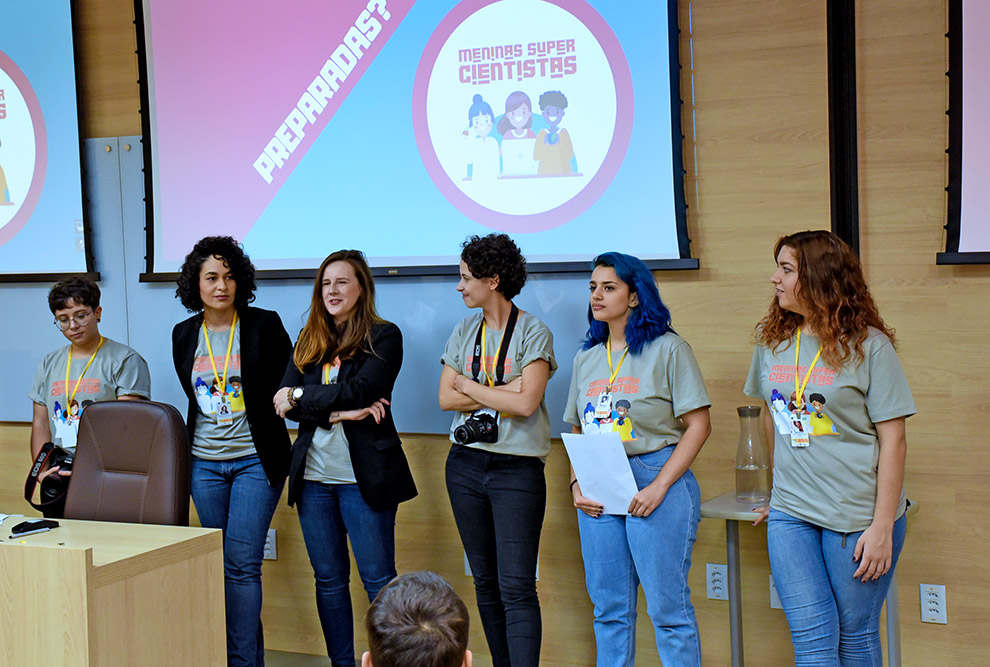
[577,445,702,667]
[191,454,284,667]
[296,481,397,667]
[445,445,546,667]
[768,508,907,666]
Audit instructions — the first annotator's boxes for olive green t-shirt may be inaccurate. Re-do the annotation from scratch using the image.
[441,310,556,457]
[563,333,711,456]
[744,328,915,533]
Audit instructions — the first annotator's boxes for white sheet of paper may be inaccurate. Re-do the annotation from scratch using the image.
[562,432,639,515]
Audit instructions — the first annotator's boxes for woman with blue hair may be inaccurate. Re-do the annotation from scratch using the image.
[563,252,711,666]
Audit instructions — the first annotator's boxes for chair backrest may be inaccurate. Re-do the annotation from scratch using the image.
[63,401,190,526]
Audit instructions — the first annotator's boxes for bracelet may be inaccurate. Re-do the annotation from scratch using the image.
[287,388,298,408]
[569,479,578,491]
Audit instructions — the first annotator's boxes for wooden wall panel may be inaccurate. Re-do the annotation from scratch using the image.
[40,0,987,663]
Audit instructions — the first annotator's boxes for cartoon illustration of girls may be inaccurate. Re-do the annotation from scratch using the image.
[0,162,11,205]
[582,401,601,434]
[534,90,574,175]
[462,94,500,181]
[769,388,792,434]
[497,91,536,140]
[808,392,838,436]
[611,398,637,441]
[194,376,213,413]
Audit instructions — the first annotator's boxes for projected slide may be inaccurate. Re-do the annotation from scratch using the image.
[0,0,86,277]
[141,0,686,274]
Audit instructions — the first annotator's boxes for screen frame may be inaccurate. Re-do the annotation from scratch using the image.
[0,0,97,283]
[134,0,697,281]
[939,0,990,265]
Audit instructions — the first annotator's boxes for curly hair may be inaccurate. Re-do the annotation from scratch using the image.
[756,230,895,368]
[175,236,257,313]
[460,233,527,300]
[48,276,101,313]
[293,250,385,371]
[581,252,674,355]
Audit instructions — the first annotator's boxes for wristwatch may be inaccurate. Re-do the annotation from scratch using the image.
[289,386,304,408]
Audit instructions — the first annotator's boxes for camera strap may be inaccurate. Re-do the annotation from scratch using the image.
[24,441,71,511]
[470,304,519,386]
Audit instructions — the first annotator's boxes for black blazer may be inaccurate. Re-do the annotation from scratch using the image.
[281,321,417,511]
[172,306,293,486]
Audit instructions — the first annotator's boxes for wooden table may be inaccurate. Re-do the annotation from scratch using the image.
[0,514,225,666]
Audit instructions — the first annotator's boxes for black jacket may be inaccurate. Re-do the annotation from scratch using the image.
[281,321,417,511]
[172,307,293,486]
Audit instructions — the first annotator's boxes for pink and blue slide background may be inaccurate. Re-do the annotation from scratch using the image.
[0,0,86,275]
[144,0,683,272]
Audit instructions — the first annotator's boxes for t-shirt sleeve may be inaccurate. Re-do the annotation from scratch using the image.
[115,351,152,399]
[864,338,915,423]
[440,319,466,371]
[27,354,52,405]
[668,339,711,417]
[563,353,581,426]
[518,318,557,377]
[744,345,764,400]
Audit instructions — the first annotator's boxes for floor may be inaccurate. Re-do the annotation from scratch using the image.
[265,650,332,666]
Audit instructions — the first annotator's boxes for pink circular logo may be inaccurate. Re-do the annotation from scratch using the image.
[0,49,47,248]
[413,0,633,233]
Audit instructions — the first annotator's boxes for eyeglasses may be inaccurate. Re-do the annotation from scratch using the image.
[54,311,94,330]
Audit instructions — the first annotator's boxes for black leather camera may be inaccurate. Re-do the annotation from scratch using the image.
[453,412,498,445]
[39,447,73,503]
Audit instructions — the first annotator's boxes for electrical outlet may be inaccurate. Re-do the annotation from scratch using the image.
[706,563,727,600]
[920,584,947,624]
[262,529,277,560]
[769,575,783,609]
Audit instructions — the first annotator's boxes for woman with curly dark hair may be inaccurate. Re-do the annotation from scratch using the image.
[745,230,914,666]
[274,249,416,667]
[438,233,556,667]
[171,235,292,666]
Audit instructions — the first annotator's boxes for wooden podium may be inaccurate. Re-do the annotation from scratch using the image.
[0,515,225,666]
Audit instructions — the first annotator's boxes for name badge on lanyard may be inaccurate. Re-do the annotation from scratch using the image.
[789,327,820,449]
[789,411,811,447]
[203,312,238,428]
[597,338,629,420]
[594,391,612,419]
[215,394,234,426]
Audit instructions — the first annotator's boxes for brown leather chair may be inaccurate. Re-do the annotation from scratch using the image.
[63,401,190,526]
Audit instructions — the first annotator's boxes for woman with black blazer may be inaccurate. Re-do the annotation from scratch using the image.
[274,249,416,667]
[172,236,292,667]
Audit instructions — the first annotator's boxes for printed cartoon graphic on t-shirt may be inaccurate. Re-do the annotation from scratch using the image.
[192,353,245,416]
[765,365,840,438]
[580,377,638,442]
[48,379,102,449]
[807,392,838,436]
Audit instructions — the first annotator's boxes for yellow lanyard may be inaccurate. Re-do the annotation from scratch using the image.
[606,337,629,391]
[794,327,823,410]
[480,320,509,387]
[65,337,105,405]
[203,311,238,396]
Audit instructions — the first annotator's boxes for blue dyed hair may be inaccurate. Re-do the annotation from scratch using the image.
[468,94,493,124]
[581,252,674,355]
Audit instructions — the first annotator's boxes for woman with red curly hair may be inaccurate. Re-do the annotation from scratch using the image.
[744,230,915,666]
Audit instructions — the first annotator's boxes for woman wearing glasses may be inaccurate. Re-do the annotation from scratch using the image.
[172,236,293,666]
[28,276,152,516]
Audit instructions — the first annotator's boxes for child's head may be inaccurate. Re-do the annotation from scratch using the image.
[363,571,471,667]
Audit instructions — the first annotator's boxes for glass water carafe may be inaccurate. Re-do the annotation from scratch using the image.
[735,405,770,504]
